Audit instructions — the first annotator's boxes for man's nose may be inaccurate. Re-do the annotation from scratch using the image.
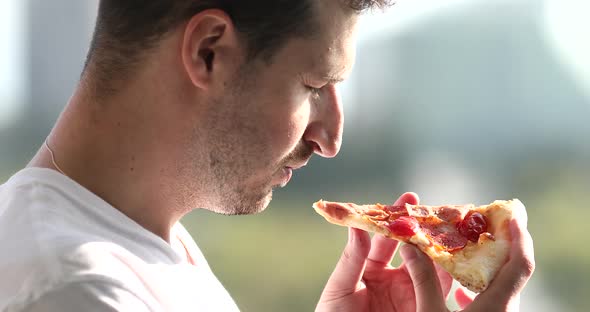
[303,85,343,158]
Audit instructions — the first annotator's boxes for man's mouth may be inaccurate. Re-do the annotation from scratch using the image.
[276,143,313,187]
[280,167,293,187]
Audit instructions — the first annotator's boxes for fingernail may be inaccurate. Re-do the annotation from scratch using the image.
[514,200,529,228]
[348,227,355,244]
[400,244,417,261]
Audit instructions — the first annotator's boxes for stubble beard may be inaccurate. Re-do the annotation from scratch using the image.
[182,61,314,216]
[206,140,314,216]
[177,134,273,216]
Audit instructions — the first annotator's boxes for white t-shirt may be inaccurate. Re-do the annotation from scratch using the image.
[0,168,239,312]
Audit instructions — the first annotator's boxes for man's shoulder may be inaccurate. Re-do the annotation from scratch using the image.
[0,169,117,269]
[0,169,173,311]
[0,168,83,227]
[2,241,239,312]
[0,240,157,312]
[0,168,178,264]
[3,263,153,312]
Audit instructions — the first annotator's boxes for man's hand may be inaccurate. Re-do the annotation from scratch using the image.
[315,192,535,312]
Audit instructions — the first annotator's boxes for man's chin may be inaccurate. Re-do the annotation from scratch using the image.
[211,189,273,216]
[246,190,273,215]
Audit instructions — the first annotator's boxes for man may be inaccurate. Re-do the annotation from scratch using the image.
[0,0,534,311]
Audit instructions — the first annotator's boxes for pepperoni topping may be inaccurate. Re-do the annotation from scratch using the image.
[420,221,468,251]
[434,206,464,223]
[457,211,488,242]
[436,233,468,252]
[317,200,488,252]
[384,205,409,217]
[387,216,419,237]
[315,201,355,221]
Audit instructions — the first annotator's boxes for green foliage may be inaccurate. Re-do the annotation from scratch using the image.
[183,204,346,311]
[515,164,590,312]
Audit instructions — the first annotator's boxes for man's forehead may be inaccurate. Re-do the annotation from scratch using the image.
[309,37,356,81]
[275,0,358,81]
[311,2,358,80]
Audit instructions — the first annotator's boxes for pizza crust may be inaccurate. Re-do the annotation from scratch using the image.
[313,199,521,293]
[437,200,516,292]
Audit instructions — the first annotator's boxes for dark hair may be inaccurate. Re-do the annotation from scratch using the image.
[84,0,392,93]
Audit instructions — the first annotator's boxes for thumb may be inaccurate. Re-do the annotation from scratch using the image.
[321,228,371,298]
[400,244,447,312]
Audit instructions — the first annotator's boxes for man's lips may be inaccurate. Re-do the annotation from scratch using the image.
[278,160,309,187]
[282,167,293,186]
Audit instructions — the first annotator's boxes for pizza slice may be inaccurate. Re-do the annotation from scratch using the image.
[313,199,522,293]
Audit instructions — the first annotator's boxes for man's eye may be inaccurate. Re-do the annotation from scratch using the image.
[307,86,322,98]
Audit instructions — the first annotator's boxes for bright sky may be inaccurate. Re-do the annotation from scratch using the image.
[542,0,590,98]
[358,0,469,42]
[0,0,26,128]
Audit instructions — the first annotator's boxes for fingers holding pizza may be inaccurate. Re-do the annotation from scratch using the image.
[399,244,449,311]
[366,192,419,269]
[317,193,419,304]
[317,192,439,312]
[465,217,535,310]
[315,193,535,311]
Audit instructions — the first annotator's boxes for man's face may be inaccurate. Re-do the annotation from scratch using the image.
[184,2,358,215]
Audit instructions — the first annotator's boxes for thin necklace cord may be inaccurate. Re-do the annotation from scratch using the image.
[44,138,67,175]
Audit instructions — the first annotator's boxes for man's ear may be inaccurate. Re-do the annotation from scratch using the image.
[181,9,241,90]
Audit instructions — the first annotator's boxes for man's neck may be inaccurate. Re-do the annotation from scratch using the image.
[27,86,187,243]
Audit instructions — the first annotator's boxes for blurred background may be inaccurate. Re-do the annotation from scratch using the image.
[1,0,588,311]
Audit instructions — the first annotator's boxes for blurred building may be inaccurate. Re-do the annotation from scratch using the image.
[0,1,27,129]
[26,0,97,128]
[0,1,96,172]
[313,0,590,201]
